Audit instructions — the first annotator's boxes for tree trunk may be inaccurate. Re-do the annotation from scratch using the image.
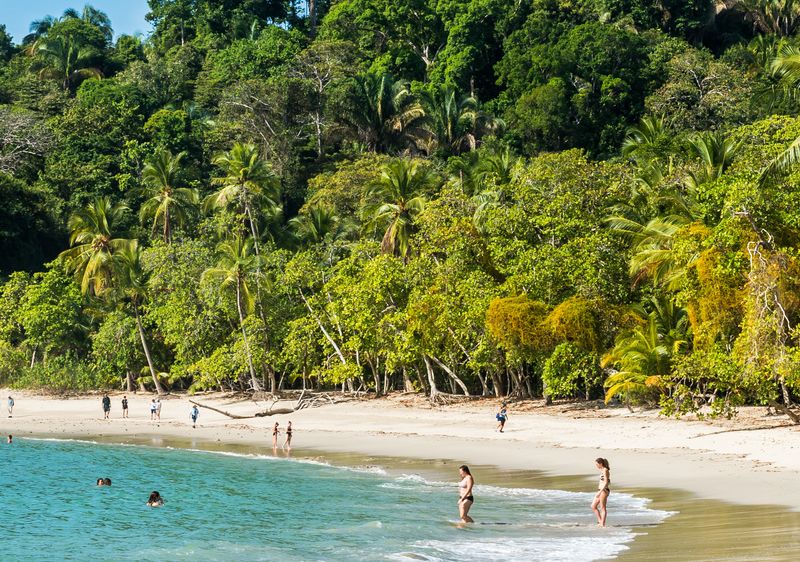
[126,370,134,393]
[423,355,438,399]
[431,356,470,396]
[236,277,262,391]
[164,205,171,244]
[299,289,347,364]
[134,304,164,395]
[402,367,414,392]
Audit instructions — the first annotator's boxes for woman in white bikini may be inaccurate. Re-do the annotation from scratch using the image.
[457,465,475,523]
[591,457,610,527]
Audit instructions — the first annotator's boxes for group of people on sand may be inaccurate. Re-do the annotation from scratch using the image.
[457,458,612,527]
[98,395,201,428]
[272,421,293,449]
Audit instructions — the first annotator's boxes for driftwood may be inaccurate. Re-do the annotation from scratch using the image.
[190,390,339,419]
[769,401,800,424]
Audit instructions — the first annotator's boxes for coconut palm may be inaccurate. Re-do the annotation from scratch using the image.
[685,132,741,189]
[113,240,165,395]
[23,15,57,46]
[201,237,265,391]
[621,115,670,160]
[601,315,672,407]
[289,204,354,246]
[139,149,198,243]
[63,5,113,44]
[363,159,437,258]
[204,143,281,256]
[419,87,479,155]
[35,35,102,90]
[59,197,131,296]
[735,0,800,36]
[347,73,426,153]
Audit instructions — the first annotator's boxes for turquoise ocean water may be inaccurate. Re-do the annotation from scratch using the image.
[0,439,672,561]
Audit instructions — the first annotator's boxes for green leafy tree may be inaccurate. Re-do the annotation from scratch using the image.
[139,149,199,243]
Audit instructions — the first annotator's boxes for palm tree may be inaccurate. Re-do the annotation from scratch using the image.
[601,315,674,407]
[735,0,800,36]
[113,240,165,395]
[621,115,669,160]
[289,204,354,246]
[419,87,479,154]
[348,73,426,153]
[63,5,113,44]
[59,197,130,296]
[23,15,57,46]
[201,237,265,391]
[363,159,437,258]
[204,143,281,256]
[685,132,741,189]
[139,149,198,243]
[35,35,102,90]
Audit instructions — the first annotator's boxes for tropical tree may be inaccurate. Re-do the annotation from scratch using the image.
[419,86,483,155]
[201,237,265,391]
[113,240,165,394]
[363,159,438,258]
[347,72,426,153]
[23,15,57,46]
[139,149,198,243]
[685,132,741,189]
[58,197,130,296]
[204,143,281,256]
[63,5,113,44]
[35,35,102,90]
[289,204,354,246]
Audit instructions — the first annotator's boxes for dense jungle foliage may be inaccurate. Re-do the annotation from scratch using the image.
[3,0,800,417]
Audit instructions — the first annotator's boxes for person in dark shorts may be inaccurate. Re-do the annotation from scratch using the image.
[457,465,475,523]
[121,396,129,418]
[102,394,111,420]
[190,405,199,428]
[284,421,293,449]
[495,402,508,432]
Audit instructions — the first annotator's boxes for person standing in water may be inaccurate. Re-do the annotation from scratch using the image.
[591,457,611,527]
[190,405,199,428]
[121,396,129,418]
[272,422,280,449]
[457,465,475,523]
[7,396,14,417]
[495,402,508,432]
[102,394,111,420]
[7,435,11,444]
[146,491,164,506]
[283,421,293,449]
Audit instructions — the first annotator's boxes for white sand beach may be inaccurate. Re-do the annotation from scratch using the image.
[2,390,799,510]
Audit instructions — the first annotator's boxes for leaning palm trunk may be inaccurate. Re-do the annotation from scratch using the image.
[236,277,262,391]
[134,304,164,395]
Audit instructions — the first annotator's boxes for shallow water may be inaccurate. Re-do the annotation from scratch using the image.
[0,438,672,561]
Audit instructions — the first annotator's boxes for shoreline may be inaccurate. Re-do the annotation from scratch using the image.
[3,390,800,510]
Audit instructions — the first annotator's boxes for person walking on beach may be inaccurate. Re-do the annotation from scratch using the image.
[283,421,293,449]
[150,399,157,420]
[591,458,611,527]
[190,405,199,428]
[272,422,280,448]
[102,394,111,420]
[495,402,508,432]
[457,465,475,523]
[121,396,129,418]
[7,396,14,417]
[156,399,162,421]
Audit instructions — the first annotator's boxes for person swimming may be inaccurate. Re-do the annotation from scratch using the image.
[104,478,111,486]
[147,491,164,507]
[457,465,475,523]
[591,457,611,527]
[97,478,105,486]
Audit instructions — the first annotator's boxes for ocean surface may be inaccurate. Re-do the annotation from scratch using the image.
[0,438,672,561]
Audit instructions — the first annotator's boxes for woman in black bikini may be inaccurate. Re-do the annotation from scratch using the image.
[591,457,610,527]
[283,421,293,449]
[272,422,280,449]
[457,465,475,523]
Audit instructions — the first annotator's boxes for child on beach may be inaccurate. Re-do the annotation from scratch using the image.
[191,405,199,428]
[122,396,128,418]
[495,402,508,432]
[7,396,13,417]
[591,458,611,527]
[102,394,111,419]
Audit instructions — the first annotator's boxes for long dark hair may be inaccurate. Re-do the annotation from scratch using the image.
[595,458,610,470]
[148,491,161,503]
[459,464,471,475]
